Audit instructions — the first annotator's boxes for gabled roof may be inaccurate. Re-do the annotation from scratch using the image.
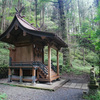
[0,14,67,48]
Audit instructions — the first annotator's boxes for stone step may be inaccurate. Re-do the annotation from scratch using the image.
[75,83,83,89]
[62,82,88,90]
[69,83,77,88]
[62,82,71,88]
[81,84,88,90]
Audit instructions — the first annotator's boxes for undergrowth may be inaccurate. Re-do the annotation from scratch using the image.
[62,60,99,75]
[84,90,100,100]
[0,93,7,100]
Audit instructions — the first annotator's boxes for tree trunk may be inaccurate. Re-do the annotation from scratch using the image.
[77,0,81,33]
[98,0,100,86]
[18,0,21,10]
[42,6,45,27]
[40,5,45,30]
[58,0,70,67]
[1,0,6,34]
[98,52,100,86]
[83,47,85,66]
[35,0,38,27]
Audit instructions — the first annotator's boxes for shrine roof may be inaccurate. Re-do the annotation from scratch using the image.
[0,14,67,48]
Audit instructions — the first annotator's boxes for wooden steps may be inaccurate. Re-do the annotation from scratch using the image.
[50,75,60,81]
[38,66,59,82]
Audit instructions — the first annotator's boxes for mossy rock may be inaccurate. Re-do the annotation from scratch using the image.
[88,83,99,89]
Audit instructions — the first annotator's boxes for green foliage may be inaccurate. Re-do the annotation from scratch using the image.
[76,33,94,50]
[74,53,83,60]
[0,93,7,100]
[0,0,99,77]
[84,90,100,100]
[89,5,100,51]
[70,46,99,75]
[61,65,69,73]
[85,51,99,65]
[44,47,63,67]
[71,59,91,73]
[62,63,89,75]
[45,20,58,31]
[6,16,14,21]
[81,21,90,33]
[0,43,9,65]
[39,0,52,3]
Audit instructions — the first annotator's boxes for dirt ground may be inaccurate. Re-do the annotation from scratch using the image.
[0,72,89,100]
[61,72,90,83]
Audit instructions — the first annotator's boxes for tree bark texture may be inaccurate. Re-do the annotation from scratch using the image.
[35,0,38,27]
[77,0,81,33]
[58,0,70,67]
[1,0,6,33]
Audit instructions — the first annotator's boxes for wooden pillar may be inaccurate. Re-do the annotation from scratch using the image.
[48,46,51,81]
[32,68,36,84]
[37,69,39,80]
[31,44,34,61]
[42,48,44,64]
[20,68,23,83]
[8,68,12,82]
[57,50,59,76]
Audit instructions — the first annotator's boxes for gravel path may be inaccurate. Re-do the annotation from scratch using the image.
[0,84,86,100]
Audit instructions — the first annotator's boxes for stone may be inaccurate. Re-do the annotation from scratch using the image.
[69,83,76,88]
[81,84,88,90]
[88,66,99,95]
[75,83,82,89]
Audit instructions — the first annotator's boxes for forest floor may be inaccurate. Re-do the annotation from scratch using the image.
[61,72,90,83]
[0,84,87,100]
[0,72,89,100]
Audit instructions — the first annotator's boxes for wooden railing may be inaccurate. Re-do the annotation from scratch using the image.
[11,62,33,66]
[33,62,48,75]
[10,61,48,75]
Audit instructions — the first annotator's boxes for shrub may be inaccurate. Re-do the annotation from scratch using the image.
[84,90,100,100]
[0,93,7,100]
[85,52,99,65]
[0,66,8,79]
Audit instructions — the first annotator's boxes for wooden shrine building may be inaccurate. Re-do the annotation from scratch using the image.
[0,9,67,83]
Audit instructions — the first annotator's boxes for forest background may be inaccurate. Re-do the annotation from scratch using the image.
[0,0,100,75]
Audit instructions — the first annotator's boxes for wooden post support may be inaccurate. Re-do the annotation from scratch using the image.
[37,69,39,80]
[57,50,59,76]
[42,48,44,64]
[32,68,36,84]
[31,44,34,61]
[8,68,12,82]
[20,68,23,83]
[48,46,51,81]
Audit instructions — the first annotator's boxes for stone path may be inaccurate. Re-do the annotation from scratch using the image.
[62,82,88,90]
[0,78,67,91]
[0,79,88,100]
[0,84,87,100]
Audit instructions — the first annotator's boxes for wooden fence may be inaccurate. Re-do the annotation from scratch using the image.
[0,67,8,79]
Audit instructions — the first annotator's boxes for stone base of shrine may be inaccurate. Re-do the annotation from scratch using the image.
[0,78,68,91]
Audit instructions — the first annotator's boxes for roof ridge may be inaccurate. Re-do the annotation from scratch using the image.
[16,14,38,30]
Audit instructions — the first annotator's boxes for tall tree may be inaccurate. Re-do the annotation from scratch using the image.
[96,0,100,86]
[1,0,7,33]
[77,0,81,33]
[35,0,38,27]
[58,0,70,67]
